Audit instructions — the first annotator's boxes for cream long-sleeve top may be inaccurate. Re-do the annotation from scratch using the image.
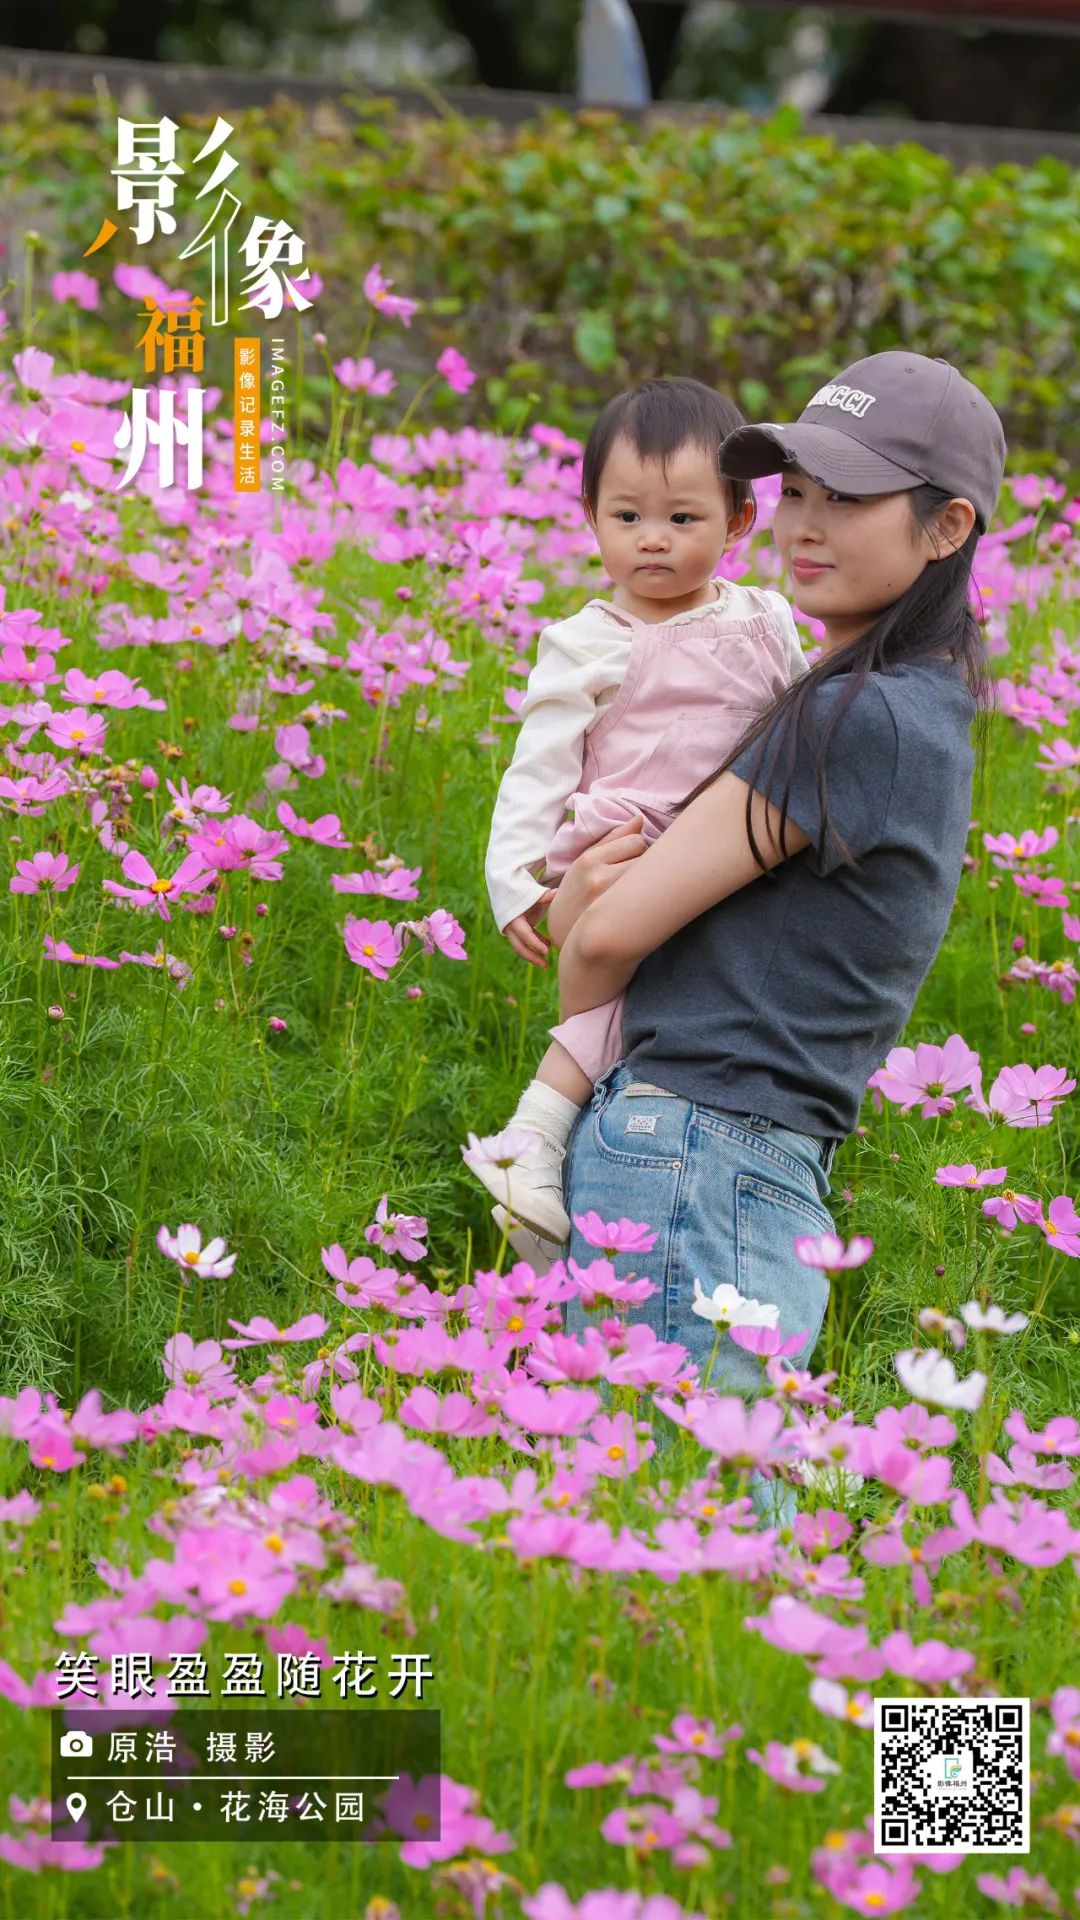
[485,580,806,933]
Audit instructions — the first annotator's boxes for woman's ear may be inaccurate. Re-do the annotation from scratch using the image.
[926,496,977,560]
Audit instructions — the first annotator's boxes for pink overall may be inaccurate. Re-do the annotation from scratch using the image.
[544,584,799,1083]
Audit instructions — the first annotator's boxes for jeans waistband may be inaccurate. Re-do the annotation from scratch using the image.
[601,1061,841,1175]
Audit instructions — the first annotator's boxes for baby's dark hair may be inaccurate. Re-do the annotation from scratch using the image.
[581,376,755,527]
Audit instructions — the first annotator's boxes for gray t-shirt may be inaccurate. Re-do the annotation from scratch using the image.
[619,658,976,1140]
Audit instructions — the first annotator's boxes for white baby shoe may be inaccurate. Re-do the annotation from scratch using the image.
[472,1133,571,1243]
[490,1204,566,1277]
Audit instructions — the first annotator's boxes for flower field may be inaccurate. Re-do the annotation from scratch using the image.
[0,247,1077,1920]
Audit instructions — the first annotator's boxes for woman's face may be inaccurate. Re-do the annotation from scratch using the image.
[771,466,953,649]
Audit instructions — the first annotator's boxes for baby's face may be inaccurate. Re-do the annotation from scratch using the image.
[588,435,737,600]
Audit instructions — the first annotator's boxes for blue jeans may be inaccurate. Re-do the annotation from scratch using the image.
[561,1061,839,1520]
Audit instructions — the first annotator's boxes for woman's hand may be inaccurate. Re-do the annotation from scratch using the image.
[546,816,649,951]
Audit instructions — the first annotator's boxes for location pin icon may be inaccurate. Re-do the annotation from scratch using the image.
[65,1793,86,1825]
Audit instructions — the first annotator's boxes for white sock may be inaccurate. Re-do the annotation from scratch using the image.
[511,1078,582,1149]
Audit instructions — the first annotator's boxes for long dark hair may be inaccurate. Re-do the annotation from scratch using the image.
[673,482,991,872]
[581,377,755,528]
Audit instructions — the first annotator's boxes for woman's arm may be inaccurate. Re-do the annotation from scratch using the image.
[557,771,811,1018]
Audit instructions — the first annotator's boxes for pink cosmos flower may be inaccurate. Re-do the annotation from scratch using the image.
[383,1774,512,1866]
[1036,737,1080,777]
[832,1859,921,1915]
[654,1713,740,1759]
[398,1386,494,1437]
[568,1257,657,1311]
[934,1163,1007,1189]
[44,706,108,756]
[275,800,351,847]
[1046,1687,1080,1781]
[574,1212,658,1256]
[574,1409,654,1479]
[461,1126,539,1176]
[686,1395,787,1467]
[1013,871,1069,909]
[436,346,476,395]
[976,1868,1064,1910]
[364,1195,428,1260]
[397,908,467,960]
[332,865,421,900]
[917,1307,966,1350]
[1003,1410,1080,1456]
[362,263,418,328]
[746,1738,839,1792]
[980,1187,1041,1233]
[155,1223,236,1280]
[501,1381,600,1436]
[867,1035,981,1117]
[1036,1193,1080,1256]
[983,826,1058,868]
[333,355,396,395]
[222,1313,328,1350]
[793,1232,873,1273]
[52,270,101,311]
[114,262,191,308]
[523,1892,706,1920]
[729,1323,809,1358]
[980,1062,1076,1128]
[103,848,216,922]
[190,815,289,879]
[343,914,399,980]
[161,1333,235,1393]
[9,850,78,893]
[61,667,164,711]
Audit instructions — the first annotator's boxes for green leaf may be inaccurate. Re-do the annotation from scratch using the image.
[573,309,617,374]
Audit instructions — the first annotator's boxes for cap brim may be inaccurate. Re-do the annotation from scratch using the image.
[720,422,927,496]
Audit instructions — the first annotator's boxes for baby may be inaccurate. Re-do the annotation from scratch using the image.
[473,377,807,1247]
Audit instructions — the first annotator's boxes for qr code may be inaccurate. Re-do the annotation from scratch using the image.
[874,1698,1029,1854]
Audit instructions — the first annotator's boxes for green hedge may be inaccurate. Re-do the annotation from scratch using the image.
[3,82,1078,460]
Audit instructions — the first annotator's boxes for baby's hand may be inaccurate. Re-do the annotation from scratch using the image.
[502,891,556,967]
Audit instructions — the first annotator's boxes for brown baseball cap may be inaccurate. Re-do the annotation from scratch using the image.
[720,351,1006,531]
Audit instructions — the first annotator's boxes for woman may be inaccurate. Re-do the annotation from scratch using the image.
[542,350,1006,1401]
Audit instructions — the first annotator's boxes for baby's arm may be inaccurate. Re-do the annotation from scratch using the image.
[485,614,625,947]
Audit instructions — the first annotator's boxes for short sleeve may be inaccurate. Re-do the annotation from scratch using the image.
[729,675,899,875]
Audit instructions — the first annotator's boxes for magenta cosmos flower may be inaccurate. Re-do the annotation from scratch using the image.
[436,346,476,395]
[103,848,215,922]
[362,263,418,328]
[934,1163,1007,1189]
[343,914,399,980]
[982,1062,1076,1128]
[51,269,101,311]
[364,1195,428,1260]
[10,850,78,894]
[868,1035,980,1116]
[574,1212,658,1256]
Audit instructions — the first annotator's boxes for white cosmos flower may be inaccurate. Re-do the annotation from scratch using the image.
[959,1300,1029,1335]
[690,1279,779,1329]
[156,1222,236,1279]
[895,1347,986,1411]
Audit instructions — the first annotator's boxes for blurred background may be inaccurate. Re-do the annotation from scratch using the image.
[2,0,1079,132]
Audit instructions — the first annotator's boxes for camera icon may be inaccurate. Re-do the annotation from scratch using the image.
[59,1730,94,1759]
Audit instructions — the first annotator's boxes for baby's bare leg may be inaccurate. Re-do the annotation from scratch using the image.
[535,1039,593,1107]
